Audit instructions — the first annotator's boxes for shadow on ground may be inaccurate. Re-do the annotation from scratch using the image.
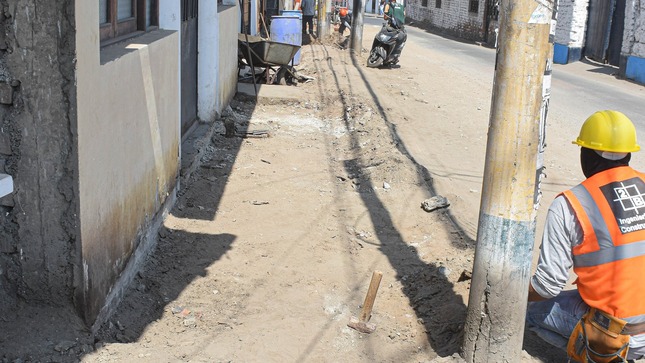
[305,42,472,357]
[93,95,258,346]
[94,229,235,344]
[580,57,620,76]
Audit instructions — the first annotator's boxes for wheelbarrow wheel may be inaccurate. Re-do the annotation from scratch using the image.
[275,67,288,85]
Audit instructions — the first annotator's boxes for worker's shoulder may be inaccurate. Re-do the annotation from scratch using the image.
[546,193,576,218]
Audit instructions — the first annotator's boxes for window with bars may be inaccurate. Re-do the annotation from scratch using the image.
[99,0,159,44]
[469,0,479,13]
[421,0,428,7]
[436,0,441,8]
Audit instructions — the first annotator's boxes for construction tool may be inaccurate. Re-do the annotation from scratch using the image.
[348,271,383,334]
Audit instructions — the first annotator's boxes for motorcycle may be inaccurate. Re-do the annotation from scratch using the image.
[366,18,407,68]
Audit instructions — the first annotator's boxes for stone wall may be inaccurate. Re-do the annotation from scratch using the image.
[623,0,645,57]
[553,0,588,63]
[622,0,645,84]
[554,0,588,47]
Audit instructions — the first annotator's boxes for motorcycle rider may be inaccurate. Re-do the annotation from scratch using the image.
[384,0,404,28]
[382,0,406,64]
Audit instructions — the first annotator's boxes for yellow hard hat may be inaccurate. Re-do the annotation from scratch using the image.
[573,110,640,153]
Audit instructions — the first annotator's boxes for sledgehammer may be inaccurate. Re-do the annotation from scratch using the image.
[348,271,383,334]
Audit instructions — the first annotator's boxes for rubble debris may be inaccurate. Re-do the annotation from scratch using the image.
[53,341,77,353]
[458,270,472,282]
[250,200,269,205]
[421,196,450,212]
[429,353,467,362]
[182,316,197,327]
[438,266,451,277]
[237,130,270,138]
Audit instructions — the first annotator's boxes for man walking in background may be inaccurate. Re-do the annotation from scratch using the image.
[300,0,315,37]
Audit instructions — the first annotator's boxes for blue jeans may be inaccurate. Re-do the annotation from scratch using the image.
[526,289,645,361]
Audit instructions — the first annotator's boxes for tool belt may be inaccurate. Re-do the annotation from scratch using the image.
[567,308,630,363]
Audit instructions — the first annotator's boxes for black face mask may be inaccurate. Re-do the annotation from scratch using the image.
[580,147,631,178]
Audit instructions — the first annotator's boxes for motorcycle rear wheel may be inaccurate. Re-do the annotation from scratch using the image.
[367,47,385,68]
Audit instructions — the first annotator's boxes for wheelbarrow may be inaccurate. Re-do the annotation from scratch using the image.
[238,34,302,85]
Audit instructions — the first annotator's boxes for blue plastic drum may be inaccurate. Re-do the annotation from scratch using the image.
[270,15,302,65]
[280,10,303,19]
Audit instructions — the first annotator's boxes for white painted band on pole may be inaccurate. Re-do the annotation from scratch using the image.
[0,173,14,198]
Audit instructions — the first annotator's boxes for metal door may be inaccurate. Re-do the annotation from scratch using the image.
[483,0,499,45]
[181,0,198,136]
[607,0,626,66]
[585,0,614,63]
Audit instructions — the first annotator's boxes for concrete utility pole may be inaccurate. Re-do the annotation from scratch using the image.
[462,0,556,362]
[350,0,364,53]
[317,0,330,37]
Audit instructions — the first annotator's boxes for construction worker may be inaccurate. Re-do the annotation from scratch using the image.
[526,110,645,362]
[338,8,351,38]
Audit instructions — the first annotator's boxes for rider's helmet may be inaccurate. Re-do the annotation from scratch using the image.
[339,8,348,17]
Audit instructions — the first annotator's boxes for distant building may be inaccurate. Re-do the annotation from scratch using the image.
[405,0,645,85]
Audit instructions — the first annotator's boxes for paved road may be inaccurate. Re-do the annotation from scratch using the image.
[365,15,645,133]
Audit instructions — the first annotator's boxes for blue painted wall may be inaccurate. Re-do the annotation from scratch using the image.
[554,43,568,64]
[626,56,645,85]
[553,43,582,64]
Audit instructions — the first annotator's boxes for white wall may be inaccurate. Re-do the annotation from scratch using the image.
[623,0,645,57]
[406,0,485,41]
[554,0,589,48]
[199,0,219,121]
[218,5,241,112]
[75,1,180,325]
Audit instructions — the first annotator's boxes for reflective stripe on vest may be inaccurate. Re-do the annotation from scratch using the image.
[562,166,645,321]
[569,183,645,266]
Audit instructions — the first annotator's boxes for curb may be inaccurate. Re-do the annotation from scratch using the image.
[179,120,222,191]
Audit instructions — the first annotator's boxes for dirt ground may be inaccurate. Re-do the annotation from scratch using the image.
[2,21,593,363]
[81,26,561,362]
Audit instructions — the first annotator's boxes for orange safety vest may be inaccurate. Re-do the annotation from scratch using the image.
[561,166,645,324]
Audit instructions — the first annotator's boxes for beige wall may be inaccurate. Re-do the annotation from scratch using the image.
[76,3,180,323]
[218,6,240,111]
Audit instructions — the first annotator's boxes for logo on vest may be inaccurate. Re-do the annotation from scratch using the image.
[601,177,645,234]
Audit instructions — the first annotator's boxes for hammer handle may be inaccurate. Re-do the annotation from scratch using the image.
[359,271,383,322]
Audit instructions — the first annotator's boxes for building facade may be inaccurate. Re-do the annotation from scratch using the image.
[0,0,240,330]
